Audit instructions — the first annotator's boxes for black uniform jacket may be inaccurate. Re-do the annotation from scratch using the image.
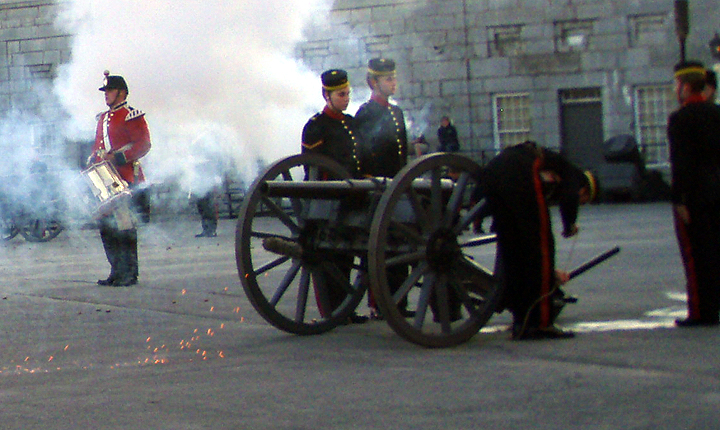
[480,142,586,234]
[302,106,360,178]
[668,98,720,208]
[355,96,407,177]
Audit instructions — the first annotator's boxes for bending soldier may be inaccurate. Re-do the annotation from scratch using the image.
[479,141,595,340]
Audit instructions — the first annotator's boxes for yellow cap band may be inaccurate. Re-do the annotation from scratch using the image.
[674,67,707,78]
[584,170,597,201]
[367,68,396,77]
[322,81,350,91]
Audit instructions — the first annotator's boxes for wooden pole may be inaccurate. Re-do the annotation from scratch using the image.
[674,0,690,62]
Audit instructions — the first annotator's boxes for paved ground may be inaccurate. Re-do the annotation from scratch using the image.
[0,202,718,429]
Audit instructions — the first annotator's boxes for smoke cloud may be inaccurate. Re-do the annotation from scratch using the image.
[54,0,332,197]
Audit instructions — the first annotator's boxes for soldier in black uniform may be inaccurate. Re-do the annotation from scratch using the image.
[302,69,361,178]
[301,69,366,323]
[355,58,412,319]
[356,58,407,177]
[479,141,595,340]
[668,61,720,327]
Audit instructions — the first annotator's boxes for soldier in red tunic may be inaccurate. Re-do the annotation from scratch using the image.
[89,71,151,286]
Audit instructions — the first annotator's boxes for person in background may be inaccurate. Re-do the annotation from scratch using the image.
[89,71,151,287]
[668,61,720,327]
[437,116,460,153]
[195,190,218,238]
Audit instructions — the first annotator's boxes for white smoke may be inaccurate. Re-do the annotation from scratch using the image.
[53,0,332,197]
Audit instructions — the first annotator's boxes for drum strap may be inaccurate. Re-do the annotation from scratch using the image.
[102,112,112,152]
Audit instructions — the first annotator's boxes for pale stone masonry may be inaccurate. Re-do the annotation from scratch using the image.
[297,0,720,168]
[1,0,719,170]
[0,0,70,113]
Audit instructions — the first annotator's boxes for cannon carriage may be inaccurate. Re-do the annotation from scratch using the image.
[234,152,502,348]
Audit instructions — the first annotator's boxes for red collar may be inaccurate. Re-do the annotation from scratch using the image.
[371,93,390,107]
[683,94,706,106]
[323,105,345,121]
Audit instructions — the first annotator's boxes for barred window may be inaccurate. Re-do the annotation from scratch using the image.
[628,14,668,47]
[488,25,523,57]
[555,20,594,52]
[635,85,675,166]
[493,93,531,150]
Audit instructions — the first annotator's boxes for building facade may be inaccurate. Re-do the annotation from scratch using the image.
[0,0,72,159]
[297,0,720,177]
[1,0,719,177]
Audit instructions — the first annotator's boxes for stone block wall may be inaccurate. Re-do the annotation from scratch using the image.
[297,0,720,162]
[0,0,73,160]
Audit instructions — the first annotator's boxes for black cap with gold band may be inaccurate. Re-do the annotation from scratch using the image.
[673,61,706,79]
[368,58,396,76]
[321,69,350,91]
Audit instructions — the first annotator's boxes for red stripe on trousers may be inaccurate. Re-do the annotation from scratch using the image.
[532,159,553,328]
[673,211,701,318]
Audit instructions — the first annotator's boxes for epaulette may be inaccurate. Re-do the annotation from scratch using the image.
[95,112,105,121]
[125,106,145,121]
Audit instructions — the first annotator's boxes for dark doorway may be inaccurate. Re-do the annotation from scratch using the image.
[559,88,603,171]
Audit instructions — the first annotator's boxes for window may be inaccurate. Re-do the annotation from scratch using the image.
[493,93,531,150]
[555,20,593,52]
[488,25,523,57]
[634,85,675,166]
[628,14,667,47]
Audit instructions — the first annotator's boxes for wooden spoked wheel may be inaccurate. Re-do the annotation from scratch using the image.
[368,153,502,347]
[235,153,366,335]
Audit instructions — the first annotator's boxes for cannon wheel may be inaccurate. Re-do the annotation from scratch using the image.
[235,153,366,335]
[368,153,502,348]
[1,216,19,241]
[19,218,63,242]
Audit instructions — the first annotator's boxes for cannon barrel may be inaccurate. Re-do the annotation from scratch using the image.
[262,177,454,199]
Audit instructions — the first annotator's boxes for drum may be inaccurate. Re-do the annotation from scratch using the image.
[82,161,132,218]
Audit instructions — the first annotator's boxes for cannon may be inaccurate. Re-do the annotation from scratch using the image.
[234,152,502,348]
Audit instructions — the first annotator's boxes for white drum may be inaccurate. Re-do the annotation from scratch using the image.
[82,161,132,218]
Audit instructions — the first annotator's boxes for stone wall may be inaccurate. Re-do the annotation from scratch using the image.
[1,0,719,167]
[0,0,73,159]
[297,0,720,162]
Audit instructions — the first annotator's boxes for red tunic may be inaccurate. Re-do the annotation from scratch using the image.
[91,101,151,184]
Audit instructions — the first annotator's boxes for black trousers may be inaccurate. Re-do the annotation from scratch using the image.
[100,221,138,282]
[675,201,720,321]
[196,193,218,234]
